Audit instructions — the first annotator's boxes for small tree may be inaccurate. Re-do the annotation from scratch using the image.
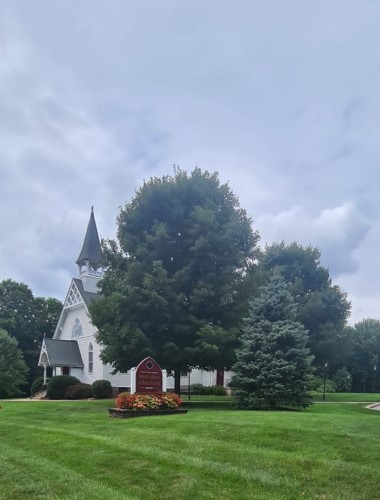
[332,367,352,392]
[231,271,313,410]
[0,328,28,398]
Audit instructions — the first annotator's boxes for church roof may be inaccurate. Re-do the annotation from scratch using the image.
[44,339,84,367]
[76,207,103,267]
[73,278,98,305]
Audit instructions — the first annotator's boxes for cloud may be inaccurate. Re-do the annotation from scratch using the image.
[257,202,371,276]
[0,0,380,326]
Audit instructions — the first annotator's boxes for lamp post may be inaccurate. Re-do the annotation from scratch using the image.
[323,362,328,401]
[373,365,377,393]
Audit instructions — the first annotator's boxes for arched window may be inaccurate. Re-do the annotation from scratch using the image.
[71,318,83,339]
[88,343,93,374]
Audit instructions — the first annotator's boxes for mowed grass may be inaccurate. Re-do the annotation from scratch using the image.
[311,392,380,402]
[0,399,379,499]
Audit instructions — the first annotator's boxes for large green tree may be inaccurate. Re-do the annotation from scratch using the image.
[231,271,313,410]
[0,328,28,398]
[90,168,259,393]
[0,279,62,388]
[257,243,351,371]
[346,319,380,392]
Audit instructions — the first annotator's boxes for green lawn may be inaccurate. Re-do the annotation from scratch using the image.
[181,392,380,403]
[0,399,379,499]
[311,392,380,402]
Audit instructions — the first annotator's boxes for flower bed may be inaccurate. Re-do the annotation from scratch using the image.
[109,391,187,418]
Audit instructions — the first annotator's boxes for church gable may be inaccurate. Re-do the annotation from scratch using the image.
[64,280,83,308]
[55,307,87,341]
[53,280,96,339]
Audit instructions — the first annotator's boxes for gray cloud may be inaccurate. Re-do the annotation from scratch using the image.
[1,1,380,324]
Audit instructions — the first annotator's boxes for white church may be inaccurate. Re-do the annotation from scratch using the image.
[38,209,231,393]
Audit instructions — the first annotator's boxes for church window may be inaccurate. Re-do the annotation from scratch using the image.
[88,343,93,374]
[71,318,83,339]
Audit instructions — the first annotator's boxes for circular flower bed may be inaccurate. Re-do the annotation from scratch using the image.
[115,391,183,411]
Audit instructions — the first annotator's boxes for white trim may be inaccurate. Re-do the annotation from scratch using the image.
[53,280,89,339]
[38,338,51,366]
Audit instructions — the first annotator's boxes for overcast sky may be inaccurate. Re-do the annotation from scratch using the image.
[1,1,379,324]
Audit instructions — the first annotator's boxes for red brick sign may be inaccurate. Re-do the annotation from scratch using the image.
[136,357,163,393]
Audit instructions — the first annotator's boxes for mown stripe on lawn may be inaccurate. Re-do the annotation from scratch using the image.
[0,420,286,487]
[0,441,136,500]
[1,420,374,489]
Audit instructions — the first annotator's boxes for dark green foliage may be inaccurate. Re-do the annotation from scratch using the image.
[232,271,314,410]
[190,384,227,395]
[313,378,336,393]
[190,383,213,395]
[90,168,259,393]
[46,375,80,400]
[258,243,351,370]
[332,367,352,392]
[30,377,46,396]
[212,385,227,396]
[345,319,380,392]
[65,383,92,400]
[0,280,62,388]
[0,328,28,398]
[91,379,113,399]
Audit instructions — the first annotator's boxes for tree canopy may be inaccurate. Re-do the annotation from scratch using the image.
[90,168,259,392]
[231,270,313,410]
[0,328,28,398]
[345,319,380,392]
[257,242,351,370]
[0,279,62,390]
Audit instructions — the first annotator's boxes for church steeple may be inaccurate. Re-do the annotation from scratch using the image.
[76,207,103,292]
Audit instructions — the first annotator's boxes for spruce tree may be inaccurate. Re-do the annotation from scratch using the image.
[231,270,313,410]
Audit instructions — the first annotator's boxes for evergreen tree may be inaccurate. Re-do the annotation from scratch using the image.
[257,242,351,370]
[231,270,313,410]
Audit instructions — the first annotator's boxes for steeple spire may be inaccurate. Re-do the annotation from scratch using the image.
[76,208,103,290]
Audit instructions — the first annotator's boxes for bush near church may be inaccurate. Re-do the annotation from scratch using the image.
[190,384,227,395]
[115,392,183,411]
[46,375,80,400]
[65,383,92,400]
[91,379,112,399]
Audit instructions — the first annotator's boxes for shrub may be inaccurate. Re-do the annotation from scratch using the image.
[315,380,336,393]
[115,392,183,411]
[212,385,227,396]
[190,383,213,395]
[30,377,46,396]
[333,368,352,392]
[92,379,113,399]
[190,383,226,395]
[65,383,92,400]
[46,375,80,400]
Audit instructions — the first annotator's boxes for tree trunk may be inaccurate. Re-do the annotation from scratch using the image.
[174,371,181,395]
